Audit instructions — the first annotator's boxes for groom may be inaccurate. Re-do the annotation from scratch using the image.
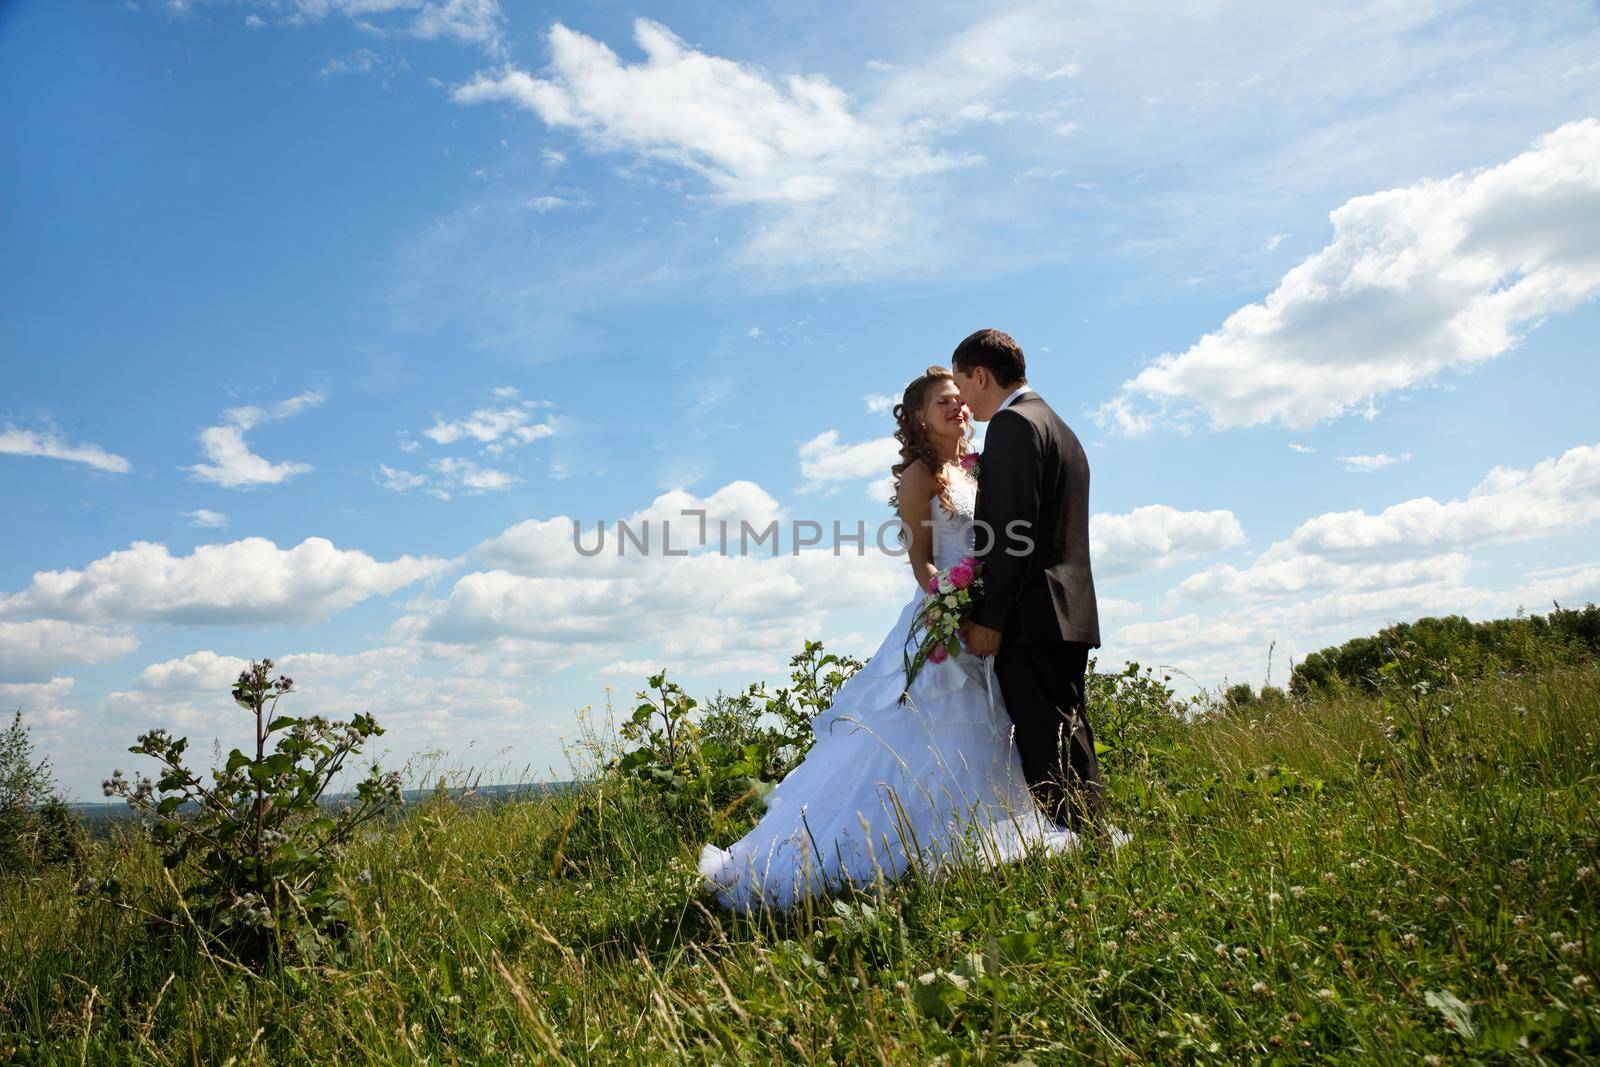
[952,329,1105,834]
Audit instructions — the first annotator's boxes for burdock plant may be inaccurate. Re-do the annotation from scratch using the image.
[101,658,402,963]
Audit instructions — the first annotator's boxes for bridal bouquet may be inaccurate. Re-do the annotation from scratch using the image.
[899,556,983,705]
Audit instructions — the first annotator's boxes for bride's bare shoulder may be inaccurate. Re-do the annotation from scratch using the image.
[898,458,935,492]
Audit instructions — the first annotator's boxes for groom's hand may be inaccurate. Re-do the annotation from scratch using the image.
[960,622,1002,657]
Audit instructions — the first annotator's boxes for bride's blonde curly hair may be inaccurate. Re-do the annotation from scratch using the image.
[889,365,973,516]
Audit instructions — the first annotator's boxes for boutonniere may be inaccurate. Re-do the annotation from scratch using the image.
[959,451,980,479]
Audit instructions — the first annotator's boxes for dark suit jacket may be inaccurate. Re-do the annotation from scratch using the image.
[971,392,1101,647]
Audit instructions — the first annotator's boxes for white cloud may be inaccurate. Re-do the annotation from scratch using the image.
[1091,505,1246,580]
[864,394,896,414]
[182,508,229,530]
[748,326,763,340]
[798,431,899,491]
[1167,443,1600,613]
[186,390,324,488]
[379,458,519,500]
[320,48,387,77]
[271,0,504,53]
[0,537,452,626]
[407,0,503,52]
[1339,452,1411,473]
[0,678,78,729]
[869,4,1079,123]
[475,481,784,577]
[448,17,1032,275]
[377,464,429,493]
[131,649,248,693]
[594,658,665,679]
[1175,552,1475,603]
[1264,232,1290,251]
[451,20,964,206]
[1102,119,1600,433]
[1288,443,1317,454]
[421,399,555,449]
[0,621,138,682]
[0,425,131,473]
[1271,441,1600,562]
[1129,440,1600,683]
[96,642,578,788]
[380,477,908,685]
[1112,557,1600,691]
[407,545,905,667]
[126,646,425,698]
[594,650,790,680]
[1104,440,1600,684]
[381,394,557,498]
[430,456,518,495]
[526,195,588,212]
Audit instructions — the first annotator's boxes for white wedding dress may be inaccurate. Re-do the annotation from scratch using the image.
[698,475,1081,912]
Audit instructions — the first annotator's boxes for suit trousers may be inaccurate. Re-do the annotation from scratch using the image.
[992,639,1104,831]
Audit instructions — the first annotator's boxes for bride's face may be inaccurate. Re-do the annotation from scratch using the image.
[921,380,970,444]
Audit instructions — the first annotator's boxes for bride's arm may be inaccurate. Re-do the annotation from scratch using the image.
[897,461,938,591]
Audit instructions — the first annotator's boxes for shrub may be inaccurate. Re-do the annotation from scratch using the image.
[737,639,865,780]
[0,710,87,875]
[100,659,403,963]
[1086,660,1190,767]
[1223,682,1257,709]
[609,641,862,834]
[1290,604,1600,697]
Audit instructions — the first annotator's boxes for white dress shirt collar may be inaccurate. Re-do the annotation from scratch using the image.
[997,384,1034,412]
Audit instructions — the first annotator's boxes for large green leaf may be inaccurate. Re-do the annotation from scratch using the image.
[1425,988,1477,1040]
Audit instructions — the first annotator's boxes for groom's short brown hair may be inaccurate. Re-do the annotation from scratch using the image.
[951,328,1026,387]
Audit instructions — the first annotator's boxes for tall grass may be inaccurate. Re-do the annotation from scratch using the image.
[2,664,1596,1063]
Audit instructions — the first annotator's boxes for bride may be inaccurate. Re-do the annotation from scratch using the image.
[698,365,1082,912]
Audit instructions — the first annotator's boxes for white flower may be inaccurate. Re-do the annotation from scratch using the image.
[938,574,955,594]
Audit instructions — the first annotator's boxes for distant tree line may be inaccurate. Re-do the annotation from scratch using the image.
[1289,604,1600,697]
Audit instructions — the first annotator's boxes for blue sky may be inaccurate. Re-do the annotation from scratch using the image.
[3,0,1599,797]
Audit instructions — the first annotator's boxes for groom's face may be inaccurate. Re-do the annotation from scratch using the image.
[953,367,994,421]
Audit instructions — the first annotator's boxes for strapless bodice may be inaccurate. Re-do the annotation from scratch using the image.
[929,474,977,573]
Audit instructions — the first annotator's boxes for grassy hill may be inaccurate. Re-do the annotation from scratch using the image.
[2,655,1597,1063]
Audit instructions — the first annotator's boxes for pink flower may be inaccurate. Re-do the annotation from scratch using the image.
[948,562,974,589]
[928,644,949,664]
[927,575,940,594]
[959,555,978,570]
[959,452,979,471]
